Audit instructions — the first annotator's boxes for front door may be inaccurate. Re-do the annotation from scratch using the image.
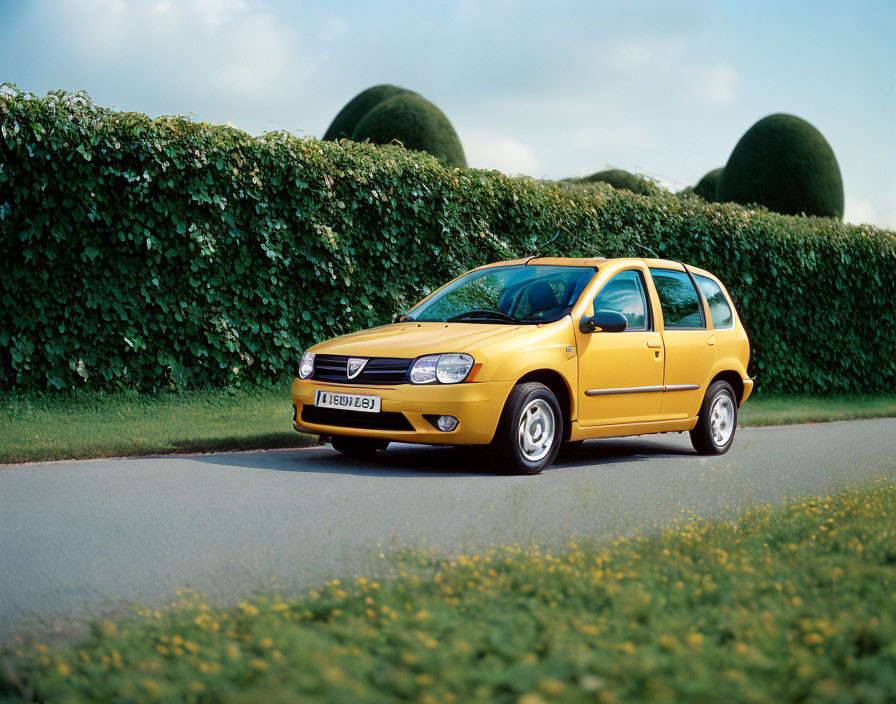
[576,269,665,426]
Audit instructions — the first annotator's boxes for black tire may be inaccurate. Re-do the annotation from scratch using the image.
[690,380,738,455]
[491,382,563,475]
[331,435,389,458]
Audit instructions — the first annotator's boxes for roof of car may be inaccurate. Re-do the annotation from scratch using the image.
[471,257,721,282]
[475,256,681,269]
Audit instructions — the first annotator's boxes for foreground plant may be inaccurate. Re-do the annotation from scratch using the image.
[3,482,894,703]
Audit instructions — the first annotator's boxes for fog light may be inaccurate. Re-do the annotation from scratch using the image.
[436,415,459,432]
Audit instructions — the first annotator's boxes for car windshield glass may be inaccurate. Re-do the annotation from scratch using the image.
[407,265,595,324]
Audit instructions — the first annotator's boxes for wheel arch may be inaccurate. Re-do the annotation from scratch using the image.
[515,369,575,443]
[708,369,745,404]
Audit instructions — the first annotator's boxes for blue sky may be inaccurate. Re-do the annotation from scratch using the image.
[2,0,894,228]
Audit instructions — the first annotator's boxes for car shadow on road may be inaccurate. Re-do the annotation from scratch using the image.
[188,436,696,478]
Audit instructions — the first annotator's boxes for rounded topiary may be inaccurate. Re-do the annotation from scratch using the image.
[323,85,416,141]
[351,93,467,167]
[718,114,843,219]
[692,168,723,201]
[578,169,658,196]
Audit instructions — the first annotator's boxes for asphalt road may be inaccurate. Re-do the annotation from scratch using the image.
[2,419,895,644]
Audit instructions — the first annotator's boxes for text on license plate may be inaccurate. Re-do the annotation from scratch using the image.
[315,390,382,413]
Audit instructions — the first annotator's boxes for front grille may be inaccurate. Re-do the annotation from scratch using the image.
[301,405,415,431]
[311,354,412,385]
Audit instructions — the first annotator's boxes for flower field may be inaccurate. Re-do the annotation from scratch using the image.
[3,481,894,703]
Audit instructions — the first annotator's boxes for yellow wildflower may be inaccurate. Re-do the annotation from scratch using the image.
[141,679,163,695]
[686,632,704,649]
[538,678,566,695]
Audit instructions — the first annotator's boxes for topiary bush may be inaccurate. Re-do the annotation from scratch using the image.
[1,88,893,394]
[718,114,844,220]
[576,169,660,196]
[693,168,723,201]
[351,93,467,168]
[322,84,416,141]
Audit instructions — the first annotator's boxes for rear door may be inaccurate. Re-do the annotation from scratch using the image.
[575,268,665,426]
[649,267,718,419]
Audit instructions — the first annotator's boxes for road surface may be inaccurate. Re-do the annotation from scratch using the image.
[2,418,894,643]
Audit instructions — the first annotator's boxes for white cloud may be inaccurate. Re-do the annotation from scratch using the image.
[844,197,879,227]
[464,133,539,175]
[845,184,896,230]
[685,63,739,108]
[19,0,322,132]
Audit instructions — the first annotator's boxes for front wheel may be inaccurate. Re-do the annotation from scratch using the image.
[491,382,562,475]
[690,381,738,455]
[331,435,389,458]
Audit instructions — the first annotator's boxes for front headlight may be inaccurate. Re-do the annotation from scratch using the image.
[436,353,475,383]
[299,351,315,379]
[409,353,474,384]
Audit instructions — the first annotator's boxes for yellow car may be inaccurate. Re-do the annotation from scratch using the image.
[292,257,753,474]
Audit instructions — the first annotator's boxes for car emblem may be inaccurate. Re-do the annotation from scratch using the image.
[346,357,368,379]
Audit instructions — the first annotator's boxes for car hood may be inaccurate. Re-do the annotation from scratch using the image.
[309,321,542,359]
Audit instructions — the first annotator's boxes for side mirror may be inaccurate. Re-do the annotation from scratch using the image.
[579,310,628,334]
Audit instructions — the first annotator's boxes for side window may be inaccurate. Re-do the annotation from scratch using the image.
[593,270,650,331]
[695,275,734,329]
[649,268,704,329]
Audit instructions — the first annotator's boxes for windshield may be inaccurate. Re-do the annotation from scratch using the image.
[406,265,596,324]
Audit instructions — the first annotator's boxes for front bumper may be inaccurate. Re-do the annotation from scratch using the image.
[291,377,514,445]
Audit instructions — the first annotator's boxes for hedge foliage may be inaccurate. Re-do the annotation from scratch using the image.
[1,88,894,394]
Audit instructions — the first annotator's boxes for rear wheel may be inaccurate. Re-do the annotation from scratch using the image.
[690,380,738,455]
[491,382,562,474]
[331,435,389,458]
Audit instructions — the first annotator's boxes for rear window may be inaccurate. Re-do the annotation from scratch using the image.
[695,275,734,329]
[649,268,704,329]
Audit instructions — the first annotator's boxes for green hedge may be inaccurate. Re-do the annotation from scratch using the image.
[1,88,894,394]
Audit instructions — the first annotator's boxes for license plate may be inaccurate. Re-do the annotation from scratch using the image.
[314,390,381,413]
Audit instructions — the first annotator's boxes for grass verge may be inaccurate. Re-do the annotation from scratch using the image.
[0,387,314,464]
[1,389,894,464]
[739,394,896,427]
[2,481,894,703]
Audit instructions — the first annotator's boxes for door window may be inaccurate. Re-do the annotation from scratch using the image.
[592,270,650,331]
[649,268,705,329]
[694,275,734,329]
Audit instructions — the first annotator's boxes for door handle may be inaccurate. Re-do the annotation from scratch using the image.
[707,335,717,346]
[647,338,662,349]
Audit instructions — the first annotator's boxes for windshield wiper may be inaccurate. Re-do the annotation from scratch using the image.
[447,309,523,324]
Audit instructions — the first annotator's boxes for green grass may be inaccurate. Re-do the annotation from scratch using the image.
[740,394,896,427]
[1,389,893,464]
[3,481,894,703]
[0,387,314,464]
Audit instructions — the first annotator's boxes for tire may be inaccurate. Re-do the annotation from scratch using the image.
[491,382,562,475]
[331,435,389,458]
[690,380,738,455]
